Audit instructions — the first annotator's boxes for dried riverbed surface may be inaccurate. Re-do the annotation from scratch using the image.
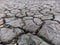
[0,0,60,45]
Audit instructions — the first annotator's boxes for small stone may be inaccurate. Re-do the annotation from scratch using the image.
[6,18,24,28]
[33,10,40,15]
[18,3,25,9]
[23,20,39,32]
[54,15,60,22]
[54,7,60,13]
[5,17,16,23]
[0,19,3,25]
[21,8,29,16]
[23,17,33,21]
[16,13,26,17]
[40,8,51,16]
[0,27,24,42]
[38,20,60,45]
[17,33,49,45]
[14,28,24,35]
[0,25,4,28]
[7,13,15,17]
[0,28,16,42]
[26,11,34,16]
[10,9,20,14]
[41,15,53,20]
[33,18,42,25]
[34,14,43,18]
[0,14,5,18]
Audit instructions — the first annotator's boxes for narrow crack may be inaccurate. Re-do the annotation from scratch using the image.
[0,32,25,44]
[36,35,55,45]
[5,24,33,34]
[35,22,45,35]
[33,20,55,45]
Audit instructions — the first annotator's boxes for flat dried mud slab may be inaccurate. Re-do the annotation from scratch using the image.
[0,0,60,45]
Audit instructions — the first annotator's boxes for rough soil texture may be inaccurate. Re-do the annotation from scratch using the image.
[0,0,60,45]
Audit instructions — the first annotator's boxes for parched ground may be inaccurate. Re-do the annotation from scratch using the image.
[0,0,60,45]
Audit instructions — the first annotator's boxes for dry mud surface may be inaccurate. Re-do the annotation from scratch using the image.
[0,0,60,45]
